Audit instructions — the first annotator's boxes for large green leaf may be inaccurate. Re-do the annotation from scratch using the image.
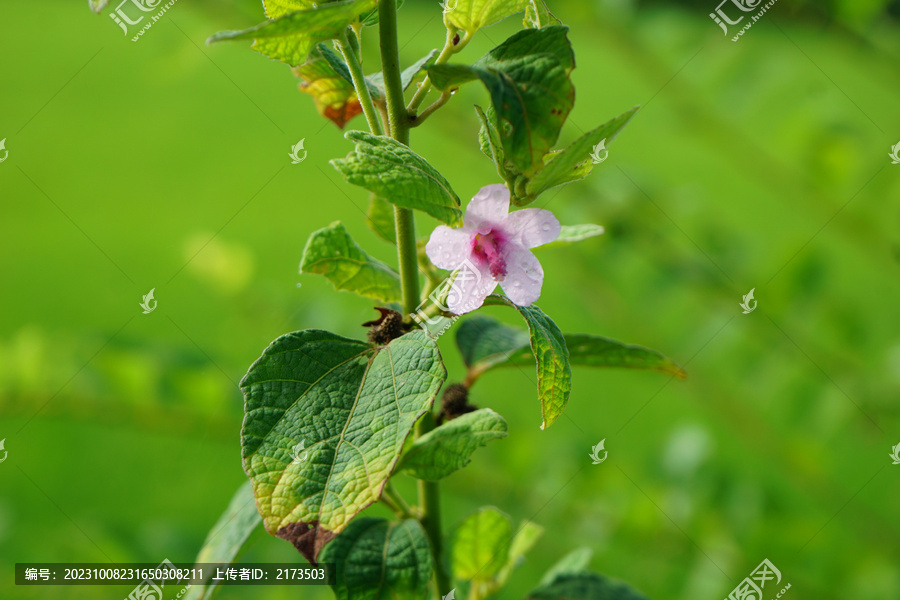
[481,296,572,429]
[443,0,530,34]
[299,221,401,303]
[450,507,512,582]
[398,408,508,481]
[320,517,433,600]
[295,45,362,128]
[525,107,639,199]
[456,316,687,386]
[527,572,651,600]
[332,131,462,225]
[428,26,575,175]
[183,481,262,600]
[241,330,446,562]
[207,0,377,67]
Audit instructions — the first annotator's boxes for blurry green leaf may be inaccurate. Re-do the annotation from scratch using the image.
[458,316,685,383]
[523,0,560,28]
[321,517,433,600]
[482,295,571,430]
[314,42,385,102]
[300,221,401,303]
[495,520,544,587]
[475,104,516,185]
[428,26,575,175]
[456,315,530,373]
[183,481,262,600]
[528,572,651,600]
[332,131,462,225]
[241,330,445,562]
[398,408,508,481]
[443,0,530,34]
[89,0,109,13]
[207,0,377,67]
[507,334,687,380]
[294,46,362,128]
[367,195,397,243]
[451,507,512,582]
[525,107,639,198]
[538,547,594,586]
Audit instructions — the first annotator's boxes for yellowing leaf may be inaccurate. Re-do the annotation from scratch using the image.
[294,45,362,128]
[444,0,530,35]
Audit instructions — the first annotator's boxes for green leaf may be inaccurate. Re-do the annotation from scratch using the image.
[525,107,639,198]
[523,0,561,28]
[295,45,363,128]
[183,481,262,600]
[241,329,446,562]
[207,0,377,67]
[366,195,397,243]
[455,316,530,374]
[443,0,530,35]
[481,295,572,430]
[495,520,544,587]
[398,408,508,481]
[457,316,687,385]
[300,221,401,303]
[538,547,594,586]
[428,26,575,175]
[332,131,462,226]
[475,104,516,185]
[527,572,651,600]
[507,334,687,380]
[450,507,512,582]
[321,517,433,600]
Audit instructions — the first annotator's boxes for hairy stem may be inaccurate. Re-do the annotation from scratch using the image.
[408,27,463,115]
[338,30,383,136]
[378,2,451,597]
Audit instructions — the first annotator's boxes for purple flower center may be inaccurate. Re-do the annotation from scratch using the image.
[472,231,507,280]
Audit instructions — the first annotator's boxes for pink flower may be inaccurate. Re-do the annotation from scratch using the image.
[425,184,561,314]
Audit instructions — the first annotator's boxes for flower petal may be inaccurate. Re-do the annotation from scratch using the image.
[426,225,474,270]
[447,259,497,315]
[499,243,544,306]
[504,208,561,249]
[464,184,510,234]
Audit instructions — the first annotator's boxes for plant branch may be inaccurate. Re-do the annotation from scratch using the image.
[382,482,416,519]
[410,90,453,127]
[407,26,466,115]
[416,412,453,597]
[338,29,383,136]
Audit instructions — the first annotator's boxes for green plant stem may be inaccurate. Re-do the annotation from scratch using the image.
[407,27,464,115]
[338,30,383,136]
[382,482,416,519]
[416,412,452,597]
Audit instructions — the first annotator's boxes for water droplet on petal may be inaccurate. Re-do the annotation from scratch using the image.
[541,223,551,231]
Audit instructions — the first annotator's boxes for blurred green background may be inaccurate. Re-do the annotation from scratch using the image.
[1,0,899,598]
